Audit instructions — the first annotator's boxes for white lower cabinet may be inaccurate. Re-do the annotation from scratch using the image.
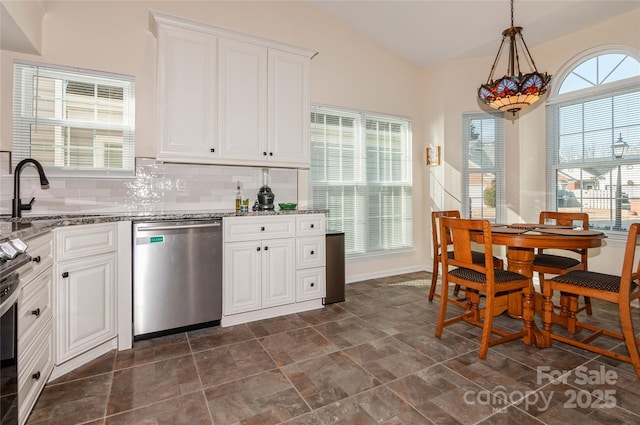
[223,238,294,315]
[55,254,116,363]
[54,223,117,365]
[222,214,325,325]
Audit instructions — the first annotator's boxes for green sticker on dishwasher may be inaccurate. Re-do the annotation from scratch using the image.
[150,236,164,243]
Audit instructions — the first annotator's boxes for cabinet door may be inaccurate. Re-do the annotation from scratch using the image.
[56,254,116,364]
[268,49,310,167]
[262,238,295,308]
[223,241,262,315]
[217,38,267,163]
[156,24,217,161]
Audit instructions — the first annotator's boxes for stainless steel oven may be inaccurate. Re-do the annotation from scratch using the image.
[1,252,31,425]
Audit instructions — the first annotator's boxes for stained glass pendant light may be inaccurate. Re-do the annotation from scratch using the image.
[478,0,552,115]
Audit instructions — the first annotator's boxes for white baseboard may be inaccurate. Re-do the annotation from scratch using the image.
[346,265,428,284]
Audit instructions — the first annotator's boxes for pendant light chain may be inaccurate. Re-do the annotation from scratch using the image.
[510,0,514,28]
[477,0,552,115]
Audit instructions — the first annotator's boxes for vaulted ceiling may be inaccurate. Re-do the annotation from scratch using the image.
[310,0,640,68]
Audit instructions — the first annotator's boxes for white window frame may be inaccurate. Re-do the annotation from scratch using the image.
[13,61,135,177]
[462,112,505,223]
[309,104,413,257]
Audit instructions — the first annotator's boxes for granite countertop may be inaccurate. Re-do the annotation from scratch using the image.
[0,209,328,241]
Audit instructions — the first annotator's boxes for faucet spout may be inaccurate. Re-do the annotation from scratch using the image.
[12,158,50,218]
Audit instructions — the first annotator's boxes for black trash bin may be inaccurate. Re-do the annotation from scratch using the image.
[324,232,345,304]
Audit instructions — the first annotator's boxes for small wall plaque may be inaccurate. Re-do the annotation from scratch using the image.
[426,146,440,166]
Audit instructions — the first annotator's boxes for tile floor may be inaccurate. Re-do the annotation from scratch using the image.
[27,271,640,424]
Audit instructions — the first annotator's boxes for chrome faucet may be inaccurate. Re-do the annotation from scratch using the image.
[12,159,49,218]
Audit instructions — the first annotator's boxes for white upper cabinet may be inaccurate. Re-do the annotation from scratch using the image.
[150,11,316,168]
[155,24,217,161]
[268,50,311,167]
[217,38,268,162]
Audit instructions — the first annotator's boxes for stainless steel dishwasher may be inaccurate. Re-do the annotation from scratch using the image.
[132,219,222,340]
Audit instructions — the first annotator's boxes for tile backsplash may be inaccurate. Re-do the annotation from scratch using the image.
[0,157,299,215]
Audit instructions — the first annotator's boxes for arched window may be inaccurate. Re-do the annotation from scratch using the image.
[547,48,640,233]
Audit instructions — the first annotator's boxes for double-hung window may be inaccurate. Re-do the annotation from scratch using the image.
[546,51,640,233]
[462,113,505,223]
[13,62,135,176]
[309,105,413,256]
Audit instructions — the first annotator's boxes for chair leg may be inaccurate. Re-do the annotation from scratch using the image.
[583,296,593,315]
[479,293,494,359]
[566,295,579,334]
[434,278,449,338]
[619,302,640,378]
[522,285,535,346]
[541,289,554,348]
[428,256,439,302]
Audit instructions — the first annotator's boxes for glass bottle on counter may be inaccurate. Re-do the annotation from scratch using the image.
[235,181,242,213]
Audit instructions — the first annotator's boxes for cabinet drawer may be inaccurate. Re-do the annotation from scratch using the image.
[18,270,53,342]
[296,267,325,301]
[18,319,54,425]
[18,232,53,284]
[55,223,117,261]
[224,216,295,242]
[296,214,325,236]
[296,236,326,269]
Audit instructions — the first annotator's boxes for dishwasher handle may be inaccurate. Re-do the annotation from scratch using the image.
[135,221,221,232]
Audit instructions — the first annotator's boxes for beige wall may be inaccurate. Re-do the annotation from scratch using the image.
[423,8,640,275]
[0,1,427,281]
[2,2,638,279]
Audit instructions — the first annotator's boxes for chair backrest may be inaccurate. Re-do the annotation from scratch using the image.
[620,223,640,301]
[539,211,589,230]
[439,216,496,284]
[431,210,460,258]
[539,211,590,261]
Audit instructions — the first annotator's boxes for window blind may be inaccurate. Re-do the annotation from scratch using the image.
[13,62,135,176]
[462,113,505,223]
[310,105,413,255]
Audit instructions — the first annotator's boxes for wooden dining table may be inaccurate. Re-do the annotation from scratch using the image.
[471,224,607,348]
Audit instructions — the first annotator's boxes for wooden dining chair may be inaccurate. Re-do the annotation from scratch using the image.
[429,210,504,306]
[541,222,640,378]
[435,217,533,359]
[534,211,592,316]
